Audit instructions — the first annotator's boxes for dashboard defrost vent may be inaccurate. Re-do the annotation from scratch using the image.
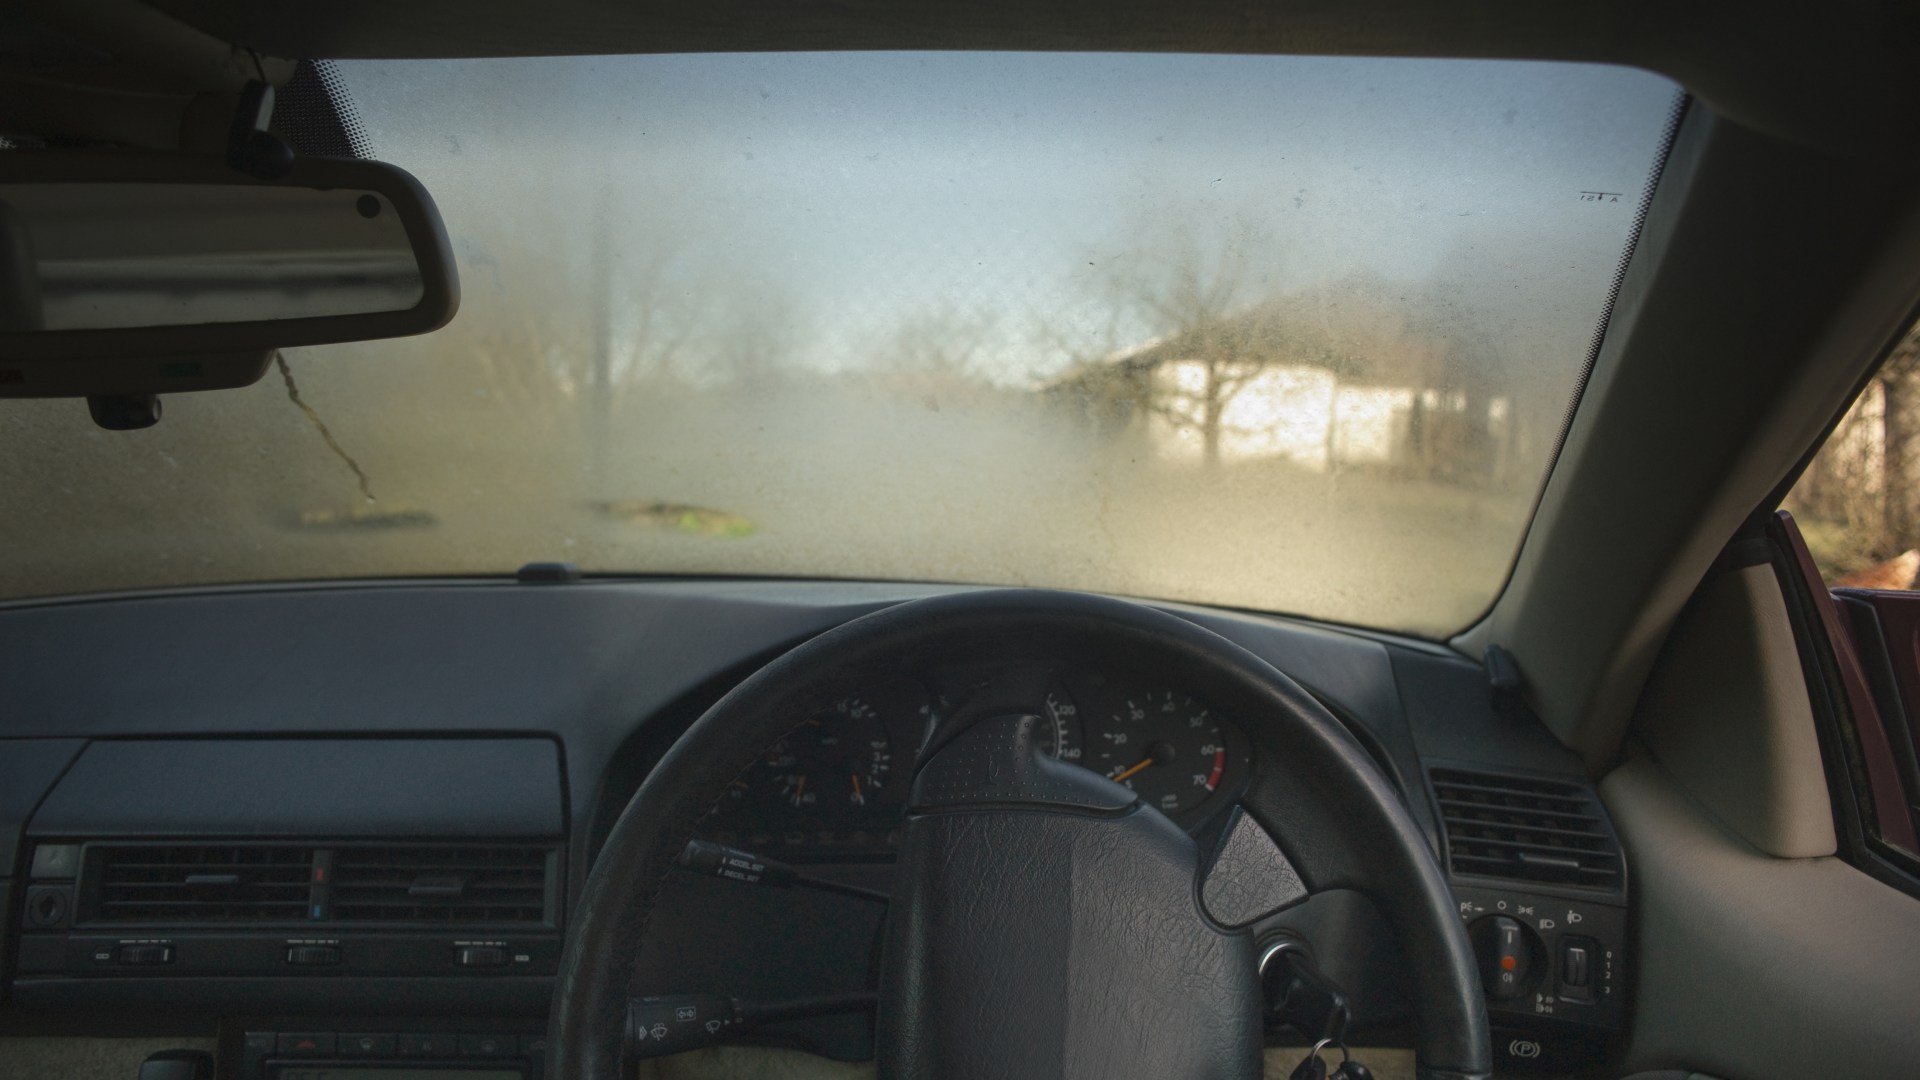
[1430,768,1623,889]
[92,845,316,923]
[330,845,550,925]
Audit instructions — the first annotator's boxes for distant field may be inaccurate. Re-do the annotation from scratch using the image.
[0,375,1533,638]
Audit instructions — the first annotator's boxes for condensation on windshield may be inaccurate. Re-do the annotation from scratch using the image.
[0,54,1679,636]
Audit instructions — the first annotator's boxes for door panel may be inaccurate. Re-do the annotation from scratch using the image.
[1605,756,1920,1079]
[1835,587,1920,854]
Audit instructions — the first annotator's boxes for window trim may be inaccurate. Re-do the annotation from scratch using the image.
[1764,510,1920,898]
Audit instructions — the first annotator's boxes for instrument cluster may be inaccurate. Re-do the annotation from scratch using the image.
[695,667,1249,859]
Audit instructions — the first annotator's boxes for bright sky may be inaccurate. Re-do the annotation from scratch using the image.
[337,53,1678,382]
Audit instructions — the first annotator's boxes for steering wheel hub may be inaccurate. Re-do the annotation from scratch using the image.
[880,711,1261,1077]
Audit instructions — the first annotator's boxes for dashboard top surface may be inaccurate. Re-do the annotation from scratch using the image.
[0,578,1412,741]
[0,577,1596,853]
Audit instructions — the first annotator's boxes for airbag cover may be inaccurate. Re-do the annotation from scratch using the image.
[878,714,1261,1079]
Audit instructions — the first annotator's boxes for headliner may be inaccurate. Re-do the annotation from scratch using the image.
[9,0,1920,162]
[145,0,1920,160]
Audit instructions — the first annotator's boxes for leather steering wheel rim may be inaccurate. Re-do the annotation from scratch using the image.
[546,588,1491,1080]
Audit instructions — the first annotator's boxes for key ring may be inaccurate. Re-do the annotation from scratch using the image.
[1306,1037,1351,1071]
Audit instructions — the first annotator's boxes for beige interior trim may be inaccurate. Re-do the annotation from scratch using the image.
[0,1039,1419,1079]
[632,1046,1418,1079]
[1605,755,1920,1078]
[1631,562,1835,858]
[0,1035,218,1079]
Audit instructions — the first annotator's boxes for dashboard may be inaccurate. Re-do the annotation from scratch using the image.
[694,666,1251,859]
[0,578,1628,1078]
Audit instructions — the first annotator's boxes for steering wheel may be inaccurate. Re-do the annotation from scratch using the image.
[547,589,1491,1080]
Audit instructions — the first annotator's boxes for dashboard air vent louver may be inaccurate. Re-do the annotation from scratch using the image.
[93,845,317,923]
[1430,768,1623,889]
[330,845,550,925]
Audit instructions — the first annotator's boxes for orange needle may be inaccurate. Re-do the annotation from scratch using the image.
[792,775,807,805]
[850,773,864,803]
[1110,758,1154,783]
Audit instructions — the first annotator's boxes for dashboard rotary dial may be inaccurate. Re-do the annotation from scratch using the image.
[725,696,894,823]
[1085,687,1229,816]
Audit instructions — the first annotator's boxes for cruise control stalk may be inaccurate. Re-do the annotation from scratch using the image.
[627,991,878,1060]
[675,839,890,904]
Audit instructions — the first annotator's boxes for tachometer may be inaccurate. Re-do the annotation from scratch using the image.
[1084,688,1229,816]
[722,696,894,824]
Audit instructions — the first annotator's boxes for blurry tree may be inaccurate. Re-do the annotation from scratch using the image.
[1048,211,1302,465]
[883,303,997,379]
[456,235,707,414]
[1400,243,1544,490]
[1880,329,1920,547]
[868,304,1007,412]
[1118,227,1272,465]
[1786,320,1920,579]
[708,278,805,386]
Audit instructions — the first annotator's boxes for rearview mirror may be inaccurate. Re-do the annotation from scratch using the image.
[0,152,457,407]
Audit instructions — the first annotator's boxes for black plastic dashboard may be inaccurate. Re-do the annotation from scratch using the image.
[0,577,1628,1076]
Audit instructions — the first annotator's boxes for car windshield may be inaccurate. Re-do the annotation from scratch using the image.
[0,53,1679,636]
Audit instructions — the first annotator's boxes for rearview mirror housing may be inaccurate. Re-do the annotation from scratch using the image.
[0,151,458,401]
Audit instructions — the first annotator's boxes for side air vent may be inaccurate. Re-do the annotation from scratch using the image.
[331,845,552,925]
[1430,768,1623,889]
[92,845,317,923]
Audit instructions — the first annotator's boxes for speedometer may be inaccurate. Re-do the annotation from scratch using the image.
[1085,688,1229,817]
[1037,681,1085,763]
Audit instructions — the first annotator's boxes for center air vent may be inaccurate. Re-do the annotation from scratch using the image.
[330,845,552,925]
[1430,768,1623,890]
[84,843,555,927]
[92,845,317,923]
